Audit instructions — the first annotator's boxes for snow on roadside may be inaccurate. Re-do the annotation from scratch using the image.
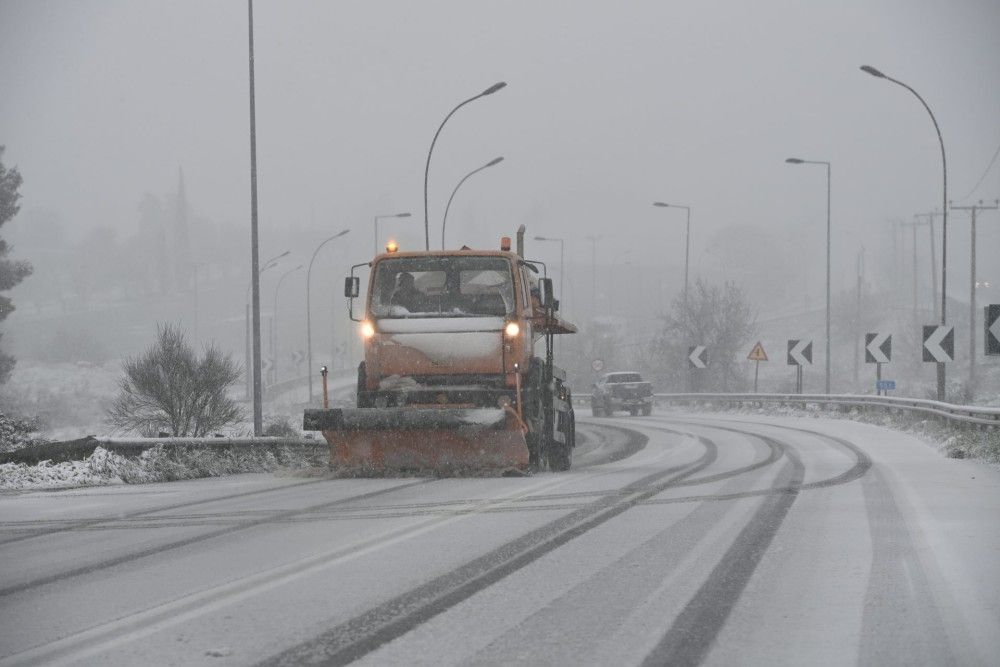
[663,401,1000,464]
[0,444,326,492]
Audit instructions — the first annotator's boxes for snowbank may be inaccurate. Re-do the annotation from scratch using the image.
[0,443,326,492]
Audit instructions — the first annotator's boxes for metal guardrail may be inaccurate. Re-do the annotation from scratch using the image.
[574,392,1000,429]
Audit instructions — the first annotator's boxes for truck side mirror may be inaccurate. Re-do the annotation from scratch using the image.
[541,277,554,307]
[344,276,360,298]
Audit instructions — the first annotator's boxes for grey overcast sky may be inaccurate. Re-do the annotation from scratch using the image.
[1,0,998,287]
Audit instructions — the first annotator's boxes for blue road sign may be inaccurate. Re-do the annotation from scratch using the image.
[876,380,896,391]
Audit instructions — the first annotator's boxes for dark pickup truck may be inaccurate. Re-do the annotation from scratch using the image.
[591,372,653,417]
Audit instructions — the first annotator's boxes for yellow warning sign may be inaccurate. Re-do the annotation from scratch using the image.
[747,341,768,362]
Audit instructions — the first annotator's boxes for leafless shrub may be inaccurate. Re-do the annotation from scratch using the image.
[650,279,757,391]
[107,323,243,436]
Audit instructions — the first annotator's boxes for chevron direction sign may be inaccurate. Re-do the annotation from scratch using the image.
[787,339,813,366]
[865,333,892,364]
[688,345,708,369]
[987,305,1000,356]
[922,325,954,363]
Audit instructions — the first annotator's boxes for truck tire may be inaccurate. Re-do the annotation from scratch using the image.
[548,410,574,471]
[356,362,373,408]
[641,405,652,416]
[591,401,603,417]
[629,407,638,417]
[524,360,546,471]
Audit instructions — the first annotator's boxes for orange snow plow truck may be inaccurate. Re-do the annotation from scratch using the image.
[303,228,577,474]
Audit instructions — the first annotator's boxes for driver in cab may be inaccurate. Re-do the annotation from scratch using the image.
[390,272,424,313]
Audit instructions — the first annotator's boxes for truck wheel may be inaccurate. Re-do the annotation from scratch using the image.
[548,441,571,471]
[629,407,638,417]
[524,362,545,471]
[591,402,603,417]
[356,362,373,408]
[604,402,614,417]
[549,410,574,472]
[641,405,652,416]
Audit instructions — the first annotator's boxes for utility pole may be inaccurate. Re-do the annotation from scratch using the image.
[902,217,930,322]
[854,247,865,389]
[949,199,998,395]
[586,235,600,319]
[914,211,940,320]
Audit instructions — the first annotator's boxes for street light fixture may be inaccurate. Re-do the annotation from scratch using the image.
[653,202,692,303]
[861,64,949,400]
[271,264,302,385]
[442,156,504,249]
[374,212,412,256]
[306,229,350,403]
[533,235,565,305]
[423,81,507,250]
[784,158,832,395]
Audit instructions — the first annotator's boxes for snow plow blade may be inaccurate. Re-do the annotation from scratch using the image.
[303,407,529,474]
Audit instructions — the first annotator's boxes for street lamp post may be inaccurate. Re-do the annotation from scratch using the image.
[271,264,301,385]
[533,235,565,306]
[861,64,948,400]
[442,157,504,249]
[306,229,350,403]
[785,158,831,394]
[423,82,506,250]
[652,202,692,302]
[246,0,263,434]
[374,212,411,256]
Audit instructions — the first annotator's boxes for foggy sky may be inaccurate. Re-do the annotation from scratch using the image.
[1,0,999,305]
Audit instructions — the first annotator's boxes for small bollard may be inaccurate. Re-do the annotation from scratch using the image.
[320,365,329,409]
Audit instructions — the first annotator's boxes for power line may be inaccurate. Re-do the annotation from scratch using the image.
[956,139,1000,201]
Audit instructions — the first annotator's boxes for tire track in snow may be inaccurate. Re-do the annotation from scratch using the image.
[0,479,434,599]
[259,425,723,667]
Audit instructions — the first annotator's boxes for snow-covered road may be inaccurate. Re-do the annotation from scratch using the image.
[1,413,998,666]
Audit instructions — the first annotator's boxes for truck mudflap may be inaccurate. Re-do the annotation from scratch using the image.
[303,407,529,474]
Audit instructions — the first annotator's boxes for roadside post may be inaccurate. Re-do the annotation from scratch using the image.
[865,332,892,395]
[321,365,329,409]
[687,345,708,392]
[747,341,768,392]
[986,305,1000,356]
[786,339,813,393]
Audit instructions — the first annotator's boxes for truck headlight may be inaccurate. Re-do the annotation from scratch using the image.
[504,321,520,338]
[360,321,376,339]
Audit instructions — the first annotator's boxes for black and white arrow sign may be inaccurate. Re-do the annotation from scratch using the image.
[865,332,891,364]
[986,304,1000,356]
[787,339,813,366]
[922,325,954,363]
[688,345,708,369]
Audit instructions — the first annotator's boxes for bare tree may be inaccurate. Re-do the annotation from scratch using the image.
[650,279,757,391]
[108,323,243,436]
[0,146,33,384]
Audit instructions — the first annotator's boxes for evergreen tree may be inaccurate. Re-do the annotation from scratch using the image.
[0,146,33,384]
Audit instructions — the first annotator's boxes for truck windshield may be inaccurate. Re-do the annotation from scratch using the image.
[370,256,515,318]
